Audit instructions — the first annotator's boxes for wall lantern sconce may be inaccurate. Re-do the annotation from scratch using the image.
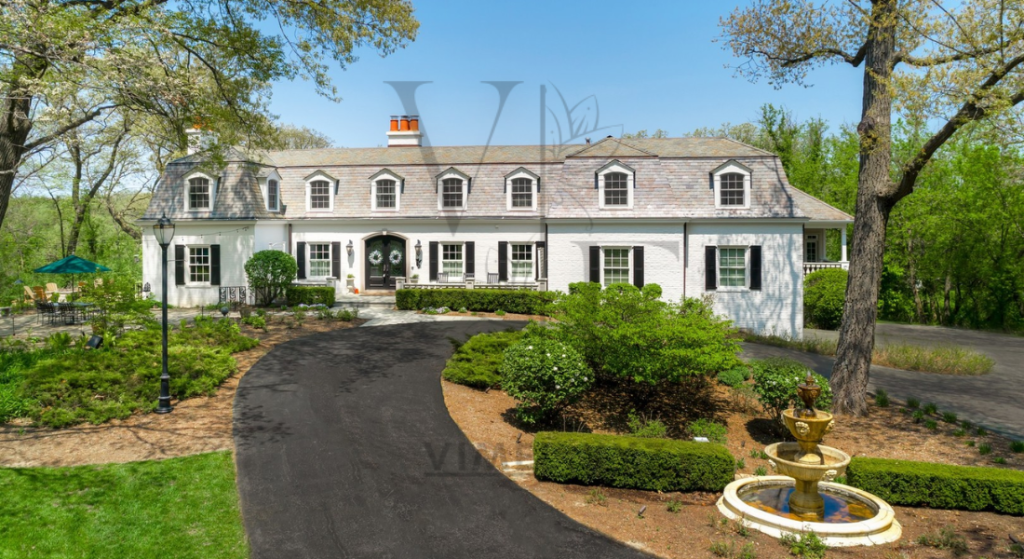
[346,240,354,255]
[415,240,423,266]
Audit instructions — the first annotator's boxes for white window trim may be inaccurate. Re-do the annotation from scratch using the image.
[713,162,751,209]
[440,242,465,280]
[306,242,333,279]
[597,164,634,210]
[371,172,402,212]
[599,246,632,286]
[508,243,536,283]
[184,171,216,212]
[805,234,819,263]
[187,244,212,285]
[716,246,749,291]
[437,171,469,211]
[260,170,283,213]
[505,171,538,211]
[305,171,336,212]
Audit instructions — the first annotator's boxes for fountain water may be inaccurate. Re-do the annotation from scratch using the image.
[717,373,901,546]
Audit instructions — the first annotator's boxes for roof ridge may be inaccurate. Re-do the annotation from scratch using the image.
[717,136,776,157]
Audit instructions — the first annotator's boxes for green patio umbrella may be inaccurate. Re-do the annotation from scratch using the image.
[34,255,111,298]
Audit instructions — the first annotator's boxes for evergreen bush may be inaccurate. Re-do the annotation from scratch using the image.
[395,289,555,315]
[441,330,523,388]
[285,286,335,306]
[245,250,298,306]
[804,268,848,330]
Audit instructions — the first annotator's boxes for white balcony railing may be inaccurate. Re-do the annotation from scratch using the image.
[803,261,849,275]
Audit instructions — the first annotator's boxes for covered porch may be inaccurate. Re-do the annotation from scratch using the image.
[803,220,851,276]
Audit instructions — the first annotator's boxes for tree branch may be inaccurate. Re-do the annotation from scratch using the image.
[23,105,117,151]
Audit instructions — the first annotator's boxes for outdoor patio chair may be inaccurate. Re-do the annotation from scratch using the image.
[94,278,103,287]
[56,302,77,325]
[487,273,499,284]
[32,286,46,301]
[23,285,35,302]
[36,301,57,325]
[45,282,60,298]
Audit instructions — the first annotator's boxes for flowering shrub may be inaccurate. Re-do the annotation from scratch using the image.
[750,357,832,434]
[500,335,593,425]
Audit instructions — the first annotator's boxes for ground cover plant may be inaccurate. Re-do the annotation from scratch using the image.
[2,317,258,427]
[441,329,523,388]
[0,451,247,559]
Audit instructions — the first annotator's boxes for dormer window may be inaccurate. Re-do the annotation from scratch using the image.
[596,160,635,209]
[185,172,215,211]
[505,167,539,211]
[304,171,337,212]
[712,160,752,209]
[369,169,403,211]
[267,179,280,212]
[436,167,470,210]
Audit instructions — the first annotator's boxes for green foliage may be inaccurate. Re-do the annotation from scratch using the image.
[335,308,358,321]
[925,420,938,430]
[953,429,967,437]
[285,286,335,306]
[735,458,745,470]
[917,526,969,556]
[245,251,298,306]
[0,451,247,559]
[626,410,668,439]
[687,418,728,444]
[754,466,767,476]
[874,342,995,375]
[1011,441,1024,453]
[395,289,556,315]
[923,402,938,414]
[979,443,993,455]
[494,309,506,316]
[912,410,925,423]
[14,319,258,427]
[995,457,1007,465]
[874,389,889,407]
[549,283,740,392]
[241,315,266,330]
[710,541,733,557]
[533,431,736,492]
[717,366,750,388]
[750,358,831,432]
[584,488,607,506]
[666,499,682,513]
[942,411,958,423]
[906,397,920,409]
[81,275,158,334]
[780,532,827,559]
[441,330,524,388]
[500,335,593,425]
[847,457,1024,514]
[977,426,988,436]
[803,268,848,330]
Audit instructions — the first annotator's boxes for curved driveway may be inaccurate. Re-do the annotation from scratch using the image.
[234,321,650,559]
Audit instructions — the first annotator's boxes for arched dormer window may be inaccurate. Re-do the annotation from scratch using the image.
[435,167,470,211]
[504,167,539,211]
[712,160,752,209]
[304,171,337,212]
[369,169,404,211]
[185,171,215,211]
[596,160,635,209]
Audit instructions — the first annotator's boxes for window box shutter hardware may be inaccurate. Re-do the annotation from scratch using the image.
[498,241,508,282]
[331,241,342,278]
[465,242,475,279]
[589,246,600,283]
[210,244,221,286]
[429,241,439,282]
[705,246,717,290]
[174,245,185,286]
[297,241,307,279]
[633,246,644,288]
[749,245,762,290]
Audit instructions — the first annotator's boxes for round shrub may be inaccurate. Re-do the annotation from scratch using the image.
[804,268,848,330]
[245,251,298,306]
[500,336,593,425]
[751,357,832,433]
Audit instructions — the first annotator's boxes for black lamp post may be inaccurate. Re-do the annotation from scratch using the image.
[153,213,175,414]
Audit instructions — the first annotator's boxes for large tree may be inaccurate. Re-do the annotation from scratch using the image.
[0,0,418,233]
[722,0,1024,414]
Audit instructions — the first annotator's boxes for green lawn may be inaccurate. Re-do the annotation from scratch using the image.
[0,451,248,559]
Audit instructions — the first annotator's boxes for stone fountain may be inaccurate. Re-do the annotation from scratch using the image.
[717,373,901,546]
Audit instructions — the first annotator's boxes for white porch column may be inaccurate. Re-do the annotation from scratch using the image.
[841,227,848,263]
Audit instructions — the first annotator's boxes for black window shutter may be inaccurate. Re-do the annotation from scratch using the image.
[705,246,717,290]
[589,246,600,283]
[633,246,644,288]
[498,241,508,282]
[210,244,221,286]
[429,241,439,281]
[465,242,475,278]
[749,245,762,290]
[331,241,342,278]
[535,241,545,280]
[297,241,306,279]
[174,245,185,286]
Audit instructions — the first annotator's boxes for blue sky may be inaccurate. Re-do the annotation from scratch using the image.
[269,1,865,148]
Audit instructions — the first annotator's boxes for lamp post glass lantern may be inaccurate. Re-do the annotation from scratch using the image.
[153,214,175,414]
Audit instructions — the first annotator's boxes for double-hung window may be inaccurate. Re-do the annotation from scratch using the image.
[188,177,211,210]
[596,161,635,209]
[267,179,279,211]
[189,246,210,283]
[719,248,746,287]
[602,247,630,286]
[308,243,331,278]
[511,178,533,208]
[441,244,464,279]
[375,179,397,209]
[719,173,746,207]
[441,178,464,209]
[603,173,629,207]
[309,180,331,210]
[510,244,533,280]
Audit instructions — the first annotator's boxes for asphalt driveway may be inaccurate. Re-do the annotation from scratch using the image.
[742,323,1024,438]
[233,321,650,559]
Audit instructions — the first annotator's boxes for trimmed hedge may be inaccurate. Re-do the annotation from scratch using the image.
[847,457,1024,515]
[285,286,336,306]
[533,431,735,492]
[396,289,556,315]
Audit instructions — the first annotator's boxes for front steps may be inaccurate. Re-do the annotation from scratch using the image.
[334,294,396,310]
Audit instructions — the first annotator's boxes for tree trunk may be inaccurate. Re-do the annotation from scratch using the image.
[830,0,898,416]
[0,96,33,233]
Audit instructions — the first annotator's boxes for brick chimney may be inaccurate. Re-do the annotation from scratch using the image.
[387,114,422,147]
